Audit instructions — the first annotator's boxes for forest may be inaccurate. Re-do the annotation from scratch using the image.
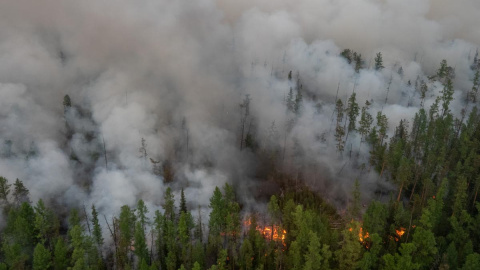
[1,0,480,269]
[1,54,480,269]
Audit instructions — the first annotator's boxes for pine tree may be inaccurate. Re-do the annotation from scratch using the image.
[33,243,52,270]
[53,238,69,270]
[0,176,10,206]
[359,233,382,270]
[239,239,254,270]
[362,201,388,236]
[118,205,136,267]
[335,99,346,153]
[91,205,104,248]
[163,187,176,222]
[354,53,363,73]
[178,212,191,268]
[13,178,30,206]
[462,253,480,270]
[441,78,454,116]
[382,243,420,270]
[287,241,302,270]
[166,250,177,270]
[359,101,373,142]
[336,221,362,270]
[374,52,384,71]
[469,69,479,102]
[376,112,388,145]
[139,138,148,166]
[340,49,353,64]
[208,187,225,263]
[420,81,428,106]
[63,94,72,111]
[34,199,54,244]
[180,188,187,215]
[437,59,449,79]
[208,187,225,237]
[287,87,294,112]
[70,225,87,270]
[192,261,202,270]
[303,231,323,270]
[134,221,149,264]
[294,87,303,115]
[137,199,149,231]
[347,92,360,133]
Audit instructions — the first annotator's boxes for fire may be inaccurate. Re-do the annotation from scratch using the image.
[349,225,369,245]
[257,225,287,246]
[394,227,406,241]
[359,227,370,242]
[244,218,287,246]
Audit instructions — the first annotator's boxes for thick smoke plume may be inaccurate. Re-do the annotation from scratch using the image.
[0,0,479,222]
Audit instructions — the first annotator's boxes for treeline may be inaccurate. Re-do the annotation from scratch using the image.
[1,175,480,269]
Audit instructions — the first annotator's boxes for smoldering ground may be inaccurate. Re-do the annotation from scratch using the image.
[0,0,479,227]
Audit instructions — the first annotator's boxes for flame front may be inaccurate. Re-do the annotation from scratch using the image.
[395,227,405,241]
[349,226,369,244]
[244,218,287,246]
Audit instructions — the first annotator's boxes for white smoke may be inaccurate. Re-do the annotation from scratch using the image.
[0,0,478,222]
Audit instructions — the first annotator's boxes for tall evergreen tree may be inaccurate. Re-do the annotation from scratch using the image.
[33,243,52,270]
[347,92,360,133]
[374,52,384,71]
[13,178,30,206]
[0,176,10,206]
[163,187,176,222]
[91,205,103,248]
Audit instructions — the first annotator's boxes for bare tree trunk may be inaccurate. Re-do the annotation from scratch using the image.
[405,204,415,243]
[102,135,108,170]
[186,128,189,161]
[240,118,245,150]
[83,204,91,235]
[379,160,386,179]
[397,182,404,202]
[150,229,154,264]
[104,215,118,268]
[473,189,478,208]
[410,175,418,201]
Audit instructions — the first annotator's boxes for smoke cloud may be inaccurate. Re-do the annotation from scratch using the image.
[0,0,479,222]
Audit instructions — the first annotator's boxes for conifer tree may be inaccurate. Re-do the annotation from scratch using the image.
[91,205,103,248]
[63,94,72,112]
[303,231,323,270]
[340,49,353,64]
[180,188,187,215]
[53,238,68,270]
[359,100,373,142]
[33,243,52,270]
[441,78,454,116]
[0,176,10,206]
[137,199,149,231]
[354,53,363,73]
[347,92,360,133]
[134,221,149,264]
[13,178,30,206]
[374,52,384,71]
[437,59,449,79]
[335,99,346,153]
[163,187,176,222]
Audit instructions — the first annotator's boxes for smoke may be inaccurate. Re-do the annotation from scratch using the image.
[0,0,479,224]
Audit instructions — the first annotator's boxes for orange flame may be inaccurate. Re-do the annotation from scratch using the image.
[394,227,406,241]
[359,227,370,242]
[349,225,369,246]
[244,218,287,246]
